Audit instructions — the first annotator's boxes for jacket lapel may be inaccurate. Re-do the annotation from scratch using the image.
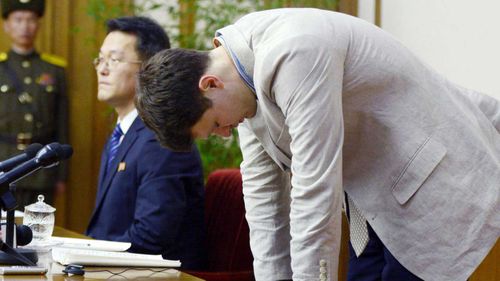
[247,102,291,171]
[96,147,108,200]
[91,117,143,217]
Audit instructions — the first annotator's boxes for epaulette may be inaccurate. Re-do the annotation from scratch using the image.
[41,53,67,68]
[0,52,7,62]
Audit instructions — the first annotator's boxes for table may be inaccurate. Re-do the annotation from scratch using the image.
[6,225,496,280]
[0,226,204,281]
[0,270,204,281]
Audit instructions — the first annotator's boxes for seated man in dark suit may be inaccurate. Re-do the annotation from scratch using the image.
[85,16,205,270]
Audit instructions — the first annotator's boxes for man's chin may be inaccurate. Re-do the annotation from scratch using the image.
[14,40,35,48]
[97,92,111,102]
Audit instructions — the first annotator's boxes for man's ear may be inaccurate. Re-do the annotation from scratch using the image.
[199,75,224,93]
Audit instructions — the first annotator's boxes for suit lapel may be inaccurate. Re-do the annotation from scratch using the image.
[96,146,108,200]
[247,101,291,171]
[87,147,111,228]
[91,117,144,217]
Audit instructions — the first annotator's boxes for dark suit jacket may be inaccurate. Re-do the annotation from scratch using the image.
[86,117,205,270]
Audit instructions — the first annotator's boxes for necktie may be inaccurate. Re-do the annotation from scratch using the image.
[347,195,369,257]
[107,124,123,171]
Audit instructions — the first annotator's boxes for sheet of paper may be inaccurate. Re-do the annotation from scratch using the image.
[49,236,131,252]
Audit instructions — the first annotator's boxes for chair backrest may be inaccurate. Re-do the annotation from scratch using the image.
[204,169,253,271]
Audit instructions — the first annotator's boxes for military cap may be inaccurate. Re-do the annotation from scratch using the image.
[1,0,45,19]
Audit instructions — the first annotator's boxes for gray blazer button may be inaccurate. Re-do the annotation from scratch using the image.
[320,267,326,273]
[319,273,327,281]
[319,259,326,267]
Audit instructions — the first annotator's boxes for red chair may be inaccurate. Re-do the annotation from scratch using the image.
[187,169,255,281]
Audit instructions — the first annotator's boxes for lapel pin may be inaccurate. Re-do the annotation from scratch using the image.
[118,162,126,171]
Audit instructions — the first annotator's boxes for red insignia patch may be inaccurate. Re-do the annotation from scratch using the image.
[37,73,55,86]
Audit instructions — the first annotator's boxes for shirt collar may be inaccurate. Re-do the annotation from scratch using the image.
[117,109,138,135]
[214,34,255,93]
[8,49,38,60]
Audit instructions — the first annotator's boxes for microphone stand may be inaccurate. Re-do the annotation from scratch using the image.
[6,184,16,247]
[0,142,73,266]
[0,182,37,265]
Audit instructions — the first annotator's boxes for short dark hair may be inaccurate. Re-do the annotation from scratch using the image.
[136,49,212,151]
[106,16,170,60]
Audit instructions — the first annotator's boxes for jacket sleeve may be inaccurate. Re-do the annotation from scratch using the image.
[118,138,204,257]
[238,122,293,280]
[459,89,500,132]
[254,35,345,280]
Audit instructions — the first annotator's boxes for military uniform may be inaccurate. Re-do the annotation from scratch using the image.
[0,0,68,207]
[0,50,68,207]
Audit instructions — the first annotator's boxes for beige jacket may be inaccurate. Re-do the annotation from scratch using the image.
[216,8,500,281]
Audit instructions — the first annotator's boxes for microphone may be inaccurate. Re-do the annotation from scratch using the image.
[0,143,73,188]
[0,224,33,247]
[0,143,43,173]
[15,225,33,247]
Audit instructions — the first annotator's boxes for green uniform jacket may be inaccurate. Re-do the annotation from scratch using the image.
[0,50,68,196]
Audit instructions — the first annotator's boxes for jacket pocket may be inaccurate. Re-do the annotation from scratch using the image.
[391,137,447,205]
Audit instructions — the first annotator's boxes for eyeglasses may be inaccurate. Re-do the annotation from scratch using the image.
[93,56,142,69]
